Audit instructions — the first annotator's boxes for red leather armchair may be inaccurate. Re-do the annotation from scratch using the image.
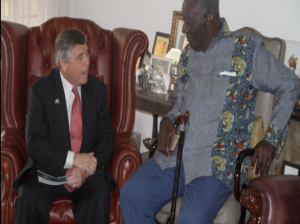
[240,173,300,224]
[1,17,148,224]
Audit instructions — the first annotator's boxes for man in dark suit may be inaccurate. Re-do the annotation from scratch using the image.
[14,28,115,224]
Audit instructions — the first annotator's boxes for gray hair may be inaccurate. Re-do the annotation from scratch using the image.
[55,28,88,69]
[196,0,220,20]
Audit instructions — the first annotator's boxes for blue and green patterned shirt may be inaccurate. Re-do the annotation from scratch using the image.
[153,18,299,190]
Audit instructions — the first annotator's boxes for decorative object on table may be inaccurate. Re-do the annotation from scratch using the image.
[136,67,150,90]
[138,73,149,90]
[151,68,168,94]
[284,39,300,121]
[152,32,171,57]
[165,48,181,94]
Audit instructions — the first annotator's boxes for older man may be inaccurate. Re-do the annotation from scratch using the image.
[14,28,115,224]
[120,0,299,223]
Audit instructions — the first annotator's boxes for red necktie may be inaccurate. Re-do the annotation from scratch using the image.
[65,87,82,192]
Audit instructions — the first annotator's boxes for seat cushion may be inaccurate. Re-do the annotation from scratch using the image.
[155,193,240,224]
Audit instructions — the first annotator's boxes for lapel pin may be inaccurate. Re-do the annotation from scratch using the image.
[54,99,60,105]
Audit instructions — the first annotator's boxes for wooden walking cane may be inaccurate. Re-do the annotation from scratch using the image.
[149,111,190,224]
[167,111,190,224]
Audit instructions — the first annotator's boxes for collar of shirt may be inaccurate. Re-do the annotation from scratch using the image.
[211,18,232,44]
[60,72,82,102]
[60,72,82,128]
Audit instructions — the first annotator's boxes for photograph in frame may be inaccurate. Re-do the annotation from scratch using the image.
[136,50,152,69]
[284,39,300,121]
[152,32,170,57]
[142,50,151,66]
[150,55,172,74]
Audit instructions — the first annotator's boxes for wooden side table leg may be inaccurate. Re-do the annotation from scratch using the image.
[152,114,158,138]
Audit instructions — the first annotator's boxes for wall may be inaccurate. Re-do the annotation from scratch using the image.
[71,0,300,153]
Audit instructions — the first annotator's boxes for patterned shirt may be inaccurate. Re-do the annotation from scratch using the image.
[153,18,299,190]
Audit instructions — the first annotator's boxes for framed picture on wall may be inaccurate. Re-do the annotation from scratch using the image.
[152,32,170,57]
[284,39,300,121]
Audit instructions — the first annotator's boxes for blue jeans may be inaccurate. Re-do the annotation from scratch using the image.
[120,158,232,224]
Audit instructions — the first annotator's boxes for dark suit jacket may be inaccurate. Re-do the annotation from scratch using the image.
[14,68,116,191]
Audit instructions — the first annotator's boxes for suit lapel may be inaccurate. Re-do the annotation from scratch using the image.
[81,78,94,151]
[53,71,71,151]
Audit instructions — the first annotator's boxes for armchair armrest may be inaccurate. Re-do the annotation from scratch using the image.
[240,175,300,224]
[1,21,29,130]
[1,128,26,224]
[234,148,254,201]
[109,133,142,223]
[110,133,142,191]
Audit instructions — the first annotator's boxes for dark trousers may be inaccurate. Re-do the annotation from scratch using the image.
[15,170,110,224]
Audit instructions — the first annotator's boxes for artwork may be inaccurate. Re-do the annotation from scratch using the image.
[284,40,300,121]
[284,40,300,79]
[136,50,151,69]
[150,55,172,74]
[152,32,170,57]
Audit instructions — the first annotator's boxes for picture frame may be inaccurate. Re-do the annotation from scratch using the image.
[168,11,185,52]
[152,32,170,57]
[136,50,151,69]
[284,39,300,121]
[281,160,300,175]
[150,55,172,74]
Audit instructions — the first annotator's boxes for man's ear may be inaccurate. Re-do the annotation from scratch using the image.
[205,13,214,29]
[60,59,67,72]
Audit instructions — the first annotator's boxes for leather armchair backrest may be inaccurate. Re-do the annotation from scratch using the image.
[26,17,113,110]
[235,27,286,132]
[2,17,148,134]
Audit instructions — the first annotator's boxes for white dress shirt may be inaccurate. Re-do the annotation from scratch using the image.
[60,72,82,169]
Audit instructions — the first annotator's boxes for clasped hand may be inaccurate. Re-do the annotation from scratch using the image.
[66,152,97,188]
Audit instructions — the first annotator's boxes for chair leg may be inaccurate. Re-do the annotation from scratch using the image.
[239,205,246,224]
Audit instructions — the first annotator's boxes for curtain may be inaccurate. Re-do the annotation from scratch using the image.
[1,0,70,27]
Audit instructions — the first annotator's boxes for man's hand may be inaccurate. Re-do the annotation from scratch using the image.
[251,140,275,176]
[66,167,89,188]
[73,152,97,176]
[157,119,176,158]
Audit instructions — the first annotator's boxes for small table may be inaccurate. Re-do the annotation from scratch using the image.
[135,88,173,138]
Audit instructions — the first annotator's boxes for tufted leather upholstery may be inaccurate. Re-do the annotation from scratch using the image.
[1,17,148,224]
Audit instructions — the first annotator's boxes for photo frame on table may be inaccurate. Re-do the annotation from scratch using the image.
[136,50,151,69]
[150,55,172,74]
[281,160,300,175]
[283,39,300,121]
[152,32,170,57]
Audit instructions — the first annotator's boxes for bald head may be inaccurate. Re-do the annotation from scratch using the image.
[190,0,220,21]
[181,0,221,52]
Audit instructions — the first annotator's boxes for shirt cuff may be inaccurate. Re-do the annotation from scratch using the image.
[63,151,75,169]
[263,123,285,155]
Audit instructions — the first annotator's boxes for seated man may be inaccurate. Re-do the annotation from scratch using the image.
[120,0,300,223]
[14,28,116,224]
